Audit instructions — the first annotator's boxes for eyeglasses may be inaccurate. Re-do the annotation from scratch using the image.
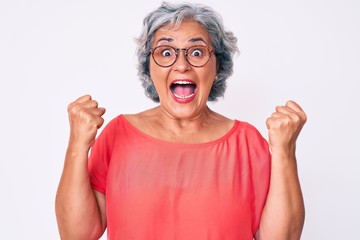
[150,45,214,68]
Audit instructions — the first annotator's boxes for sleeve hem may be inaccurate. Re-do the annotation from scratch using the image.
[91,183,106,195]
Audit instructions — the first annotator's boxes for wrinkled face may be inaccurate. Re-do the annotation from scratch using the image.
[150,20,217,119]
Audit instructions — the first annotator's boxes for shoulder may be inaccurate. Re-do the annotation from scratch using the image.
[94,114,128,143]
[235,120,266,139]
[99,111,155,138]
[121,108,161,135]
[101,114,126,132]
[233,120,269,152]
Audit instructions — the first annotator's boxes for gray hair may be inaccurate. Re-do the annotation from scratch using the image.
[135,1,239,102]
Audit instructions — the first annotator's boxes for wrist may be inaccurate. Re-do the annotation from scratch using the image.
[270,142,296,155]
[67,139,92,155]
[270,145,297,165]
[68,135,94,151]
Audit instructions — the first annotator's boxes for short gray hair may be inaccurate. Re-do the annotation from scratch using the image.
[135,1,239,102]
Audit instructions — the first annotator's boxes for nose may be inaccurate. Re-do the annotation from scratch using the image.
[173,49,191,72]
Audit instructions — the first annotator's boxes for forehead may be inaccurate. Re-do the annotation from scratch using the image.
[153,20,212,46]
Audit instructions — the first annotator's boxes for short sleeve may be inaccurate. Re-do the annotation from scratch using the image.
[246,124,271,235]
[88,117,118,194]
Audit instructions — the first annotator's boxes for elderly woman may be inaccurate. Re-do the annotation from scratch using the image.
[56,2,306,240]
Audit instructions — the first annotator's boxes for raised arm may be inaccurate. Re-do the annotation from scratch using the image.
[256,100,307,240]
[55,95,107,239]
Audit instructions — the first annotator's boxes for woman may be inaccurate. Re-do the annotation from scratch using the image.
[56,2,306,240]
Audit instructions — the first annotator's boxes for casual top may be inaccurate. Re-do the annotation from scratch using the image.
[88,114,271,240]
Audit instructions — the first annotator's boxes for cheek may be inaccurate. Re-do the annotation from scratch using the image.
[149,61,165,79]
[149,63,168,91]
[202,66,217,84]
[149,63,160,84]
[206,58,218,80]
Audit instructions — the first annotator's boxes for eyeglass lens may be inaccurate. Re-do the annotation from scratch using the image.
[152,45,211,67]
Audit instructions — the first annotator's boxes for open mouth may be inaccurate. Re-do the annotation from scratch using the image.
[170,80,197,100]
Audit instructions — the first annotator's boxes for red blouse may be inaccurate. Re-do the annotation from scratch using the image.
[88,115,271,240]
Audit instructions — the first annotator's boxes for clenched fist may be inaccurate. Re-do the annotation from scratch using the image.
[67,94,106,150]
[266,100,307,155]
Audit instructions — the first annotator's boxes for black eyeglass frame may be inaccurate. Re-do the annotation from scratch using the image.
[150,45,214,68]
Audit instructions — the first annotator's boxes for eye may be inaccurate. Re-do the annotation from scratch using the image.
[161,49,173,57]
[155,46,175,58]
[189,47,205,57]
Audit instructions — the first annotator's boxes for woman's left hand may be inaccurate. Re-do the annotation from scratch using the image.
[257,100,307,239]
[266,100,307,155]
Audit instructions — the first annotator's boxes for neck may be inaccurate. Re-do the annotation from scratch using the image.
[155,105,217,133]
[127,104,232,144]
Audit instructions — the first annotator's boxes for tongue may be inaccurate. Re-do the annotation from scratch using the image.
[172,85,194,96]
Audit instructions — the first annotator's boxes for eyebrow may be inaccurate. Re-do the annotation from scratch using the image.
[156,38,173,44]
[155,37,207,45]
[188,37,206,44]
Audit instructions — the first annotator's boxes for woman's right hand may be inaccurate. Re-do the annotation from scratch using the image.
[56,94,107,239]
[67,94,106,150]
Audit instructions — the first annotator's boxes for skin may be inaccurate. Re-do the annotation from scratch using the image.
[55,20,306,239]
[256,100,307,240]
[55,95,107,240]
[126,21,234,143]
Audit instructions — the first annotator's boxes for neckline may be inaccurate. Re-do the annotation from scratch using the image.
[119,114,239,148]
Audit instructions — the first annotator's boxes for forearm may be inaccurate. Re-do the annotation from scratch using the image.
[55,144,104,239]
[256,150,305,240]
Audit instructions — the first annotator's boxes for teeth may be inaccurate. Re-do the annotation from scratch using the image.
[173,81,195,85]
[171,81,196,99]
[173,93,195,99]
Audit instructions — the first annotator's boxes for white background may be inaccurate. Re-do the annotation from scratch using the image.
[1,0,359,239]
